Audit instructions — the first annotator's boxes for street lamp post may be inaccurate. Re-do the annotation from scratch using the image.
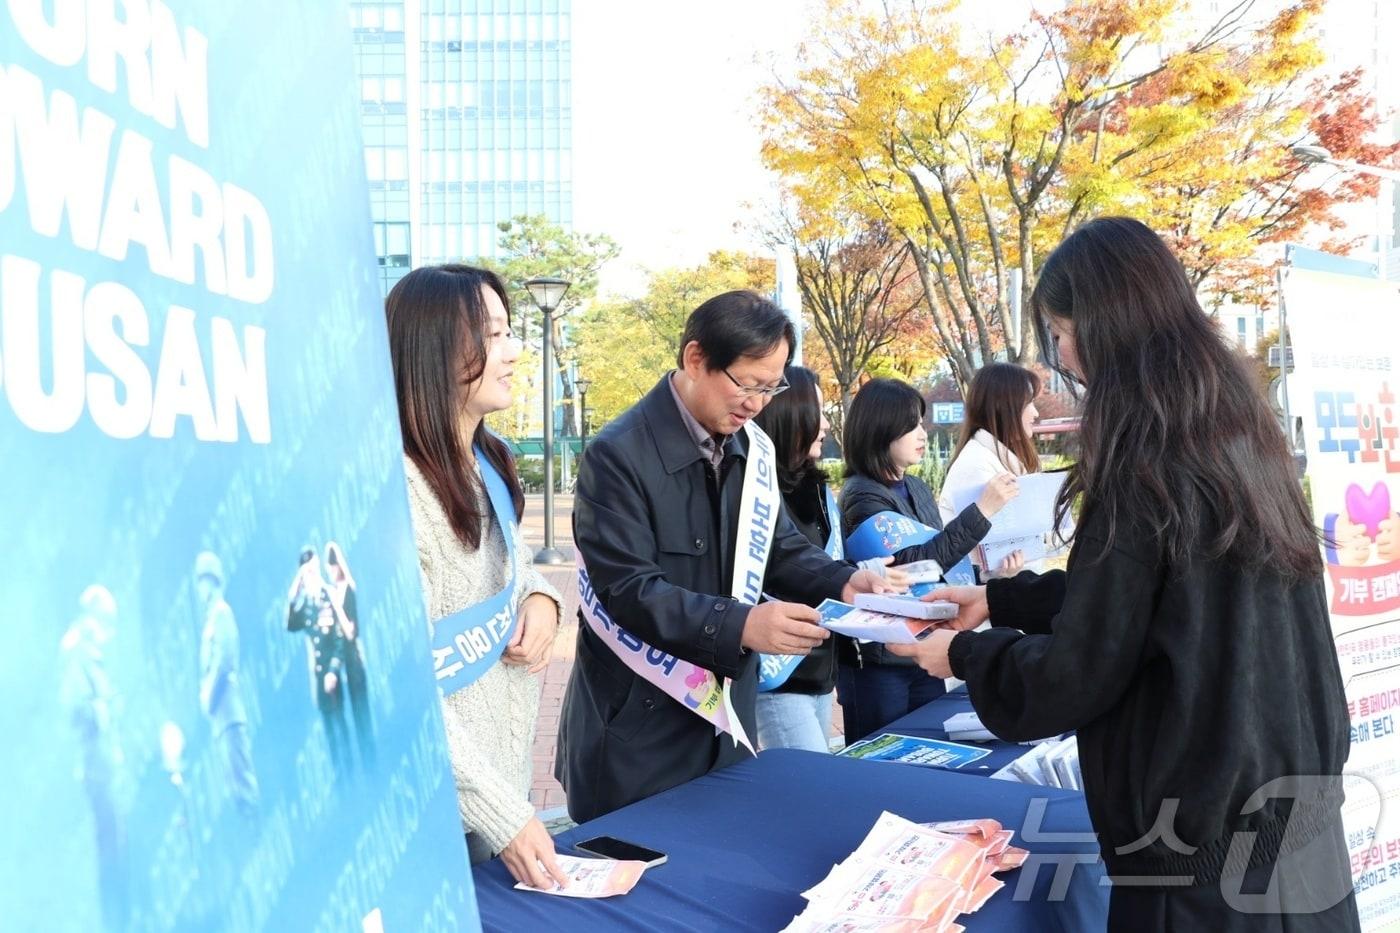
[524,275,572,565]
[1291,144,1400,280]
[576,378,592,453]
[584,407,596,453]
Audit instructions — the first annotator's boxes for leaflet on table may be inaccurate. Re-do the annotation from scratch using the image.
[994,846,1030,872]
[817,599,935,644]
[804,862,963,923]
[917,820,1027,874]
[962,872,1006,913]
[513,855,648,898]
[857,812,986,885]
[779,914,932,933]
[922,820,1012,855]
[789,812,1009,932]
[840,732,992,769]
[782,813,1036,932]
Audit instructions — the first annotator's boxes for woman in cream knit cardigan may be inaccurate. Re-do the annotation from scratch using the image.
[387,264,567,891]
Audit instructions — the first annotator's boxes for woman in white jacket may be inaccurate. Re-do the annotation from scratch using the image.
[937,363,1045,576]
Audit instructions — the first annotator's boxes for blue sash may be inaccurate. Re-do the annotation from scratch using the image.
[428,448,520,696]
[824,485,844,561]
[580,420,780,754]
[758,483,845,693]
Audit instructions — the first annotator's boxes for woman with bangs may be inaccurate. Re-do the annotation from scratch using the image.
[836,377,1018,741]
[387,264,567,891]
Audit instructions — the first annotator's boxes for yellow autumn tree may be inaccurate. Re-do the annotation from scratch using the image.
[761,0,1384,386]
[571,251,777,426]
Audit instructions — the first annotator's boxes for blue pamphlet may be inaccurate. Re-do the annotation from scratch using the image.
[839,733,992,770]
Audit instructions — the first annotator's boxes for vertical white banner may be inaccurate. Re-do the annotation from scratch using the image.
[1285,267,1400,929]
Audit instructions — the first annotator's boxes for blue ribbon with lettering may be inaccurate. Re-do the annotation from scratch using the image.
[428,447,519,696]
[824,484,844,561]
[757,483,845,693]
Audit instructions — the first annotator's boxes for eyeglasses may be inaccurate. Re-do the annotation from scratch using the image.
[723,368,789,398]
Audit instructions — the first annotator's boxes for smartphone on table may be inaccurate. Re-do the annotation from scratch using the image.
[573,835,668,867]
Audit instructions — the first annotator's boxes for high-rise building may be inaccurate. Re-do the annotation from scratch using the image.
[349,1,574,294]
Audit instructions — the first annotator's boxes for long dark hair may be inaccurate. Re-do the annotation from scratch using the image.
[843,378,926,482]
[1032,217,1318,577]
[951,363,1042,474]
[754,365,823,493]
[387,264,525,550]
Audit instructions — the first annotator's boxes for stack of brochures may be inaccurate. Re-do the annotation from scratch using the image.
[943,711,997,743]
[989,736,1081,791]
[780,811,1030,932]
[942,710,1069,749]
[816,598,944,645]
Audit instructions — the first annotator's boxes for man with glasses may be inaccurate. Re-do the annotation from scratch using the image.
[556,290,892,822]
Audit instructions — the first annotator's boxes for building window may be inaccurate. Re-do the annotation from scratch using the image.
[375,221,411,267]
[1235,317,1247,348]
[365,149,385,181]
[386,147,409,181]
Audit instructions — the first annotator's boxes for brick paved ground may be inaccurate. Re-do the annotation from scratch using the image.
[517,494,578,814]
[518,493,847,820]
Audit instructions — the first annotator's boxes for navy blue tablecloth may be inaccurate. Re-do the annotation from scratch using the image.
[472,749,1108,932]
[874,684,1033,775]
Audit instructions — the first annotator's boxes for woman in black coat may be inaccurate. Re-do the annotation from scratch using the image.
[836,378,1018,741]
[749,366,845,751]
[893,218,1357,931]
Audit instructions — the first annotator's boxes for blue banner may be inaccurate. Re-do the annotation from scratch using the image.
[844,510,940,563]
[0,5,477,932]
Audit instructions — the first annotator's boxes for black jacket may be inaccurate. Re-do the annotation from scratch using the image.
[772,470,841,695]
[837,472,990,667]
[951,506,1350,884]
[556,377,855,822]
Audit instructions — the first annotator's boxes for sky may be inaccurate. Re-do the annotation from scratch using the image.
[570,0,816,297]
[569,0,1398,299]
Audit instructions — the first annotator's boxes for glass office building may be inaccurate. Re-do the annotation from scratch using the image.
[349,1,574,294]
